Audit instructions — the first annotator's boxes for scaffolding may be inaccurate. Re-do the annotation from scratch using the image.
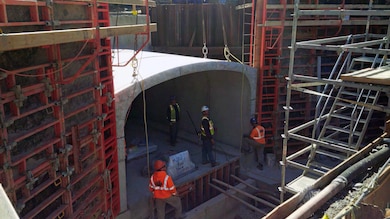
[280,0,390,202]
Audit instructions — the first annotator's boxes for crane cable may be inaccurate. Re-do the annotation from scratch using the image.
[218,4,231,62]
[201,3,208,58]
[218,4,249,155]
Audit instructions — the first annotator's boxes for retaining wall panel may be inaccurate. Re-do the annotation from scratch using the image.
[0,1,119,217]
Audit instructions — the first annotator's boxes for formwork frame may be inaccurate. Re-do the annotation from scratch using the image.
[280,0,390,202]
[254,0,286,150]
[0,0,156,218]
[251,0,390,160]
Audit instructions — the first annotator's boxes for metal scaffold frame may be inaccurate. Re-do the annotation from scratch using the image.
[280,0,390,202]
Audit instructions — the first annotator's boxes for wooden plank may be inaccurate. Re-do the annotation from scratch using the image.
[341,67,390,86]
[0,24,157,52]
[96,0,156,7]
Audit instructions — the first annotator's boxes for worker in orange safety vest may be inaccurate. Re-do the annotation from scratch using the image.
[149,160,183,219]
[242,117,266,170]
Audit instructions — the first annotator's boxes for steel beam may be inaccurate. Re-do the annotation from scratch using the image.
[299,9,390,16]
[262,19,390,27]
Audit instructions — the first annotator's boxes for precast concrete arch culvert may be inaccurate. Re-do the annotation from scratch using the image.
[113,49,257,215]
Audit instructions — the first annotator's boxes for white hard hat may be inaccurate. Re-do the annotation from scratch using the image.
[201,105,209,112]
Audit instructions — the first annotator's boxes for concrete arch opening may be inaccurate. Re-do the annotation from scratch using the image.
[113,50,257,216]
[127,70,256,146]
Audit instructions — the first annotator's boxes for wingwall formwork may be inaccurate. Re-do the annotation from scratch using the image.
[255,0,390,157]
[0,1,120,218]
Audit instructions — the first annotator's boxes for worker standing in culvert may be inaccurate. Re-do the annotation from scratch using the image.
[149,160,183,219]
[200,106,219,167]
[243,117,266,170]
[166,95,180,146]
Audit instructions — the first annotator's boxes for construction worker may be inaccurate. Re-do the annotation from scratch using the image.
[243,117,266,170]
[149,160,183,219]
[200,106,219,167]
[166,95,180,146]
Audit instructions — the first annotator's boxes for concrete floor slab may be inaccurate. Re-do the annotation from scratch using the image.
[124,119,241,218]
[121,118,305,218]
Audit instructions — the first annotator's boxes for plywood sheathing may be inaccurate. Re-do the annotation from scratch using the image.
[341,66,390,86]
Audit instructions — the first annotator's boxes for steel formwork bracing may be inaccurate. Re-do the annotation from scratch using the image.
[254,0,286,150]
[0,0,157,217]
[0,0,120,218]
[280,0,390,202]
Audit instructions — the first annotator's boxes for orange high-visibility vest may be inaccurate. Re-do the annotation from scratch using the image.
[149,171,177,199]
[250,125,266,144]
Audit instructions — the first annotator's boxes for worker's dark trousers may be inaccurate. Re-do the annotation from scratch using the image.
[202,138,215,164]
[243,137,264,165]
[169,122,178,146]
[155,195,182,219]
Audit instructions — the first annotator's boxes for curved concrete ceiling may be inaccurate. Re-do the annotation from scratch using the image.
[113,49,257,145]
[112,49,257,212]
[113,49,257,94]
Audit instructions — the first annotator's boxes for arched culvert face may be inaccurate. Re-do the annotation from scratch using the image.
[113,50,257,213]
[124,70,255,151]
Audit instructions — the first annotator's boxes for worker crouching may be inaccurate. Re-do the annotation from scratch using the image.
[149,160,183,219]
[242,117,266,170]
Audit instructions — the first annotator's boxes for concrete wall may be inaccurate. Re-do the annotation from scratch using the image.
[110,13,152,50]
[131,70,254,147]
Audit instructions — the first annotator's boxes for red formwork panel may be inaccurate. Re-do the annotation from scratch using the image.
[256,0,285,149]
[0,0,118,218]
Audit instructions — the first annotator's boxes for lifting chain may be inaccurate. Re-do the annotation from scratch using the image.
[201,2,208,59]
[223,46,231,62]
[202,43,208,58]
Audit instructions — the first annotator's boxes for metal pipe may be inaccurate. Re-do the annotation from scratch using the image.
[287,145,390,219]
[334,156,390,219]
